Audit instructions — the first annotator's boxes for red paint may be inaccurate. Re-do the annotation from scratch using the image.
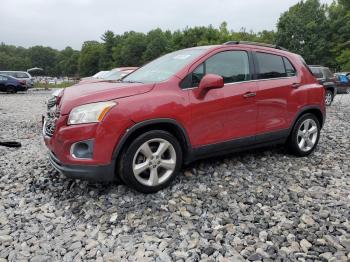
[44,44,325,168]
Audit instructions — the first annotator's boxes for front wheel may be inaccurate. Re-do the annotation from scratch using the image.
[325,90,333,106]
[6,86,16,93]
[287,113,320,157]
[119,130,183,193]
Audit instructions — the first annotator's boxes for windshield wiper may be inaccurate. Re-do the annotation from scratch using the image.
[120,80,144,84]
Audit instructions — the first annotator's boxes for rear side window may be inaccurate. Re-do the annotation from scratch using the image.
[15,72,29,78]
[283,57,296,77]
[190,51,250,87]
[8,72,16,77]
[322,68,333,79]
[256,52,286,79]
[310,67,323,78]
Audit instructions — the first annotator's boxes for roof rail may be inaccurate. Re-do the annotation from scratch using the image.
[223,41,289,51]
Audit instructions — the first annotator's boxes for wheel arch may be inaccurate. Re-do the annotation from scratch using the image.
[289,106,325,135]
[112,118,193,164]
[323,84,337,95]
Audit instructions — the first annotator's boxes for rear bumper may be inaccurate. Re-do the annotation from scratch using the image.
[49,151,116,182]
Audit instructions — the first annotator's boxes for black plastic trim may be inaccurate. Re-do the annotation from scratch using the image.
[49,151,116,182]
[112,118,192,162]
[291,105,326,128]
[191,129,290,161]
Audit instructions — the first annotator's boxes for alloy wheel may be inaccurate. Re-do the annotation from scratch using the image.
[325,92,333,105]
[132,138,176,187]
[297,119,318,152]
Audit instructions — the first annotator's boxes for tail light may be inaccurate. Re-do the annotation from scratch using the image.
[19,80,26,85]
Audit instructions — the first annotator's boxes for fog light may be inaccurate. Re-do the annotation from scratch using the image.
[70,140,94,159]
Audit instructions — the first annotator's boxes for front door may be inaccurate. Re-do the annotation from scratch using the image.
[188,50,258,147]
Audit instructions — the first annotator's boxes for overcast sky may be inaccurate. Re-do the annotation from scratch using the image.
[0,0,333,50]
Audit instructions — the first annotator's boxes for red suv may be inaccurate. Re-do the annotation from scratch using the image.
[43,41,326,193]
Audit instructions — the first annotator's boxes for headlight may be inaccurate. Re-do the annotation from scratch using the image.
[68,101,116,125]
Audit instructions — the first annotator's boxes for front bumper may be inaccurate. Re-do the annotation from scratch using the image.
[49,151,116,182]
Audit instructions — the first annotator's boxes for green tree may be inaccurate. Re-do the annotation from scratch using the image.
[99,30,116,69]
[28,46,59,75]
[327,0,350,70]
[79,41,103,76]
[142,29,170,62]
[112,32,147,66]
[276,0,331,65]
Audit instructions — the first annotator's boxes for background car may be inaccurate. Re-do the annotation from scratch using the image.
[103,67,138,80]
[0,74,28,93]
[79,67,138,84]
[0,71,34,88]
[309,65,337,106]
[334,72,350,94]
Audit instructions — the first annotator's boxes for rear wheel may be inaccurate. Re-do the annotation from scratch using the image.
[6,86,16,93]
[325,90,333,106]
[119,130,182,193]
[287,113,320,157]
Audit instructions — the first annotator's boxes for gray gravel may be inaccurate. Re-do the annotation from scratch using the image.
[0,90,349,262]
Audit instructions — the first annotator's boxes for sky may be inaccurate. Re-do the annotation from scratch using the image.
[0,0,333,50]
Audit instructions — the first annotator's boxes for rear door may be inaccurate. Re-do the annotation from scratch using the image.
[254,51,298,135]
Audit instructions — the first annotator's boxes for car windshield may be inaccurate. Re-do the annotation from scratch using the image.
[122,49,206,83]
[103,70,122,80]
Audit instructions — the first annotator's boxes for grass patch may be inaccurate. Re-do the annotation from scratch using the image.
[34,82,76,89]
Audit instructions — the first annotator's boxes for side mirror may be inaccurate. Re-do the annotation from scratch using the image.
[194,74,224,99]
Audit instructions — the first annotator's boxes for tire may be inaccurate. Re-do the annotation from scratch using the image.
[346,88,350,94]
[6,86,16,93]
[119,130,183,193]
[287,113,321,157]
[325,90,333,106]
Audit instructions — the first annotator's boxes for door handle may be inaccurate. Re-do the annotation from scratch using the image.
[243,92,256,98]
[292,83,301,88]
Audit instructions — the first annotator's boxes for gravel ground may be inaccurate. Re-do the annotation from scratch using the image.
[0,90,349,262]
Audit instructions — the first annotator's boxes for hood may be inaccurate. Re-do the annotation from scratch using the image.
[78,78,104,85]
[59,81,154,115]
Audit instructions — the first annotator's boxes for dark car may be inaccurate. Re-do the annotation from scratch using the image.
[334,72,350,94]
[309,65,337,106]
[0,74,28,93]
[0,71,34,88]
[43,42,325,193]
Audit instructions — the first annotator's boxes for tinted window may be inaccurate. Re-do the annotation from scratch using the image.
[191,51,250,87]
[322,68,333,79]
[192,64,205,87]
[310,67,323,78]
[256,53,286,79]
[283,57,296,77]
[15,72,29,78]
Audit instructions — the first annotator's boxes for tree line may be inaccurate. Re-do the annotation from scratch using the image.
[0,0,349,77]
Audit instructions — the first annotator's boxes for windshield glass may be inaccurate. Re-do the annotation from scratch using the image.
[122,49,206,83]
[103,70,122,80]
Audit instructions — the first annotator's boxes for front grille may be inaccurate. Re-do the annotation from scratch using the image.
[47,96,57,110]
[44,117,56,137]
[44,98,60,137]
